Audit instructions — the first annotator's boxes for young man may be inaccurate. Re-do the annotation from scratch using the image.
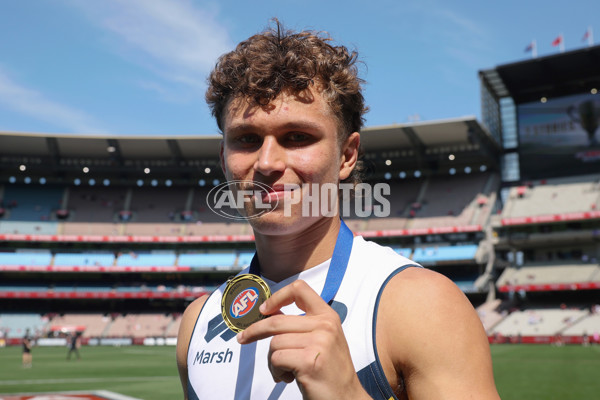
[177,21,500,400]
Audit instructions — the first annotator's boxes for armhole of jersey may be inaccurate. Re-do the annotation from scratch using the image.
[370,264,422,400]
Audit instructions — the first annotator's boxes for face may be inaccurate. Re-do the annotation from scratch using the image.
[220,87,359,236]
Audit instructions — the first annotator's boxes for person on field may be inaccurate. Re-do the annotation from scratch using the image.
[22,329,33,368]
[177,20,500,400]
[67,332,82,360]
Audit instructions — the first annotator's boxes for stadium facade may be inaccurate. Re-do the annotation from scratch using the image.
[1,45,599,347]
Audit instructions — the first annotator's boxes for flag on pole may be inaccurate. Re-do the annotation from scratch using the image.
[551,34,563,47]
[552,33,565,52]
[524,40,537,58]
[582,28,590,41]
[582,26,594,46]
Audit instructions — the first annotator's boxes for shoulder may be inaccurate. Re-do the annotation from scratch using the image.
[176,295,209,369]
[176,294,210,400]
[377,268,499,399]
[379,267,485,354]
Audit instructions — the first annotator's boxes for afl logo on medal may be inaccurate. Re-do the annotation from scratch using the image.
[222,274,271,333]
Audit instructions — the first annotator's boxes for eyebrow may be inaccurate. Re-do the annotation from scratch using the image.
[225,120,326,135]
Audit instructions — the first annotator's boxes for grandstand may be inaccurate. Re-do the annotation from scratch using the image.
[1,43,600,347]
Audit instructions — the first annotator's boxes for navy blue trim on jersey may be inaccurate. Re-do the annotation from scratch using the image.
[185,288,219,399]
[356,264,421,400]
[187,378,200,400]
[249,219,353,306]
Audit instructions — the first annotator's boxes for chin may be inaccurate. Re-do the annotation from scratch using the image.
[247,211,311,237]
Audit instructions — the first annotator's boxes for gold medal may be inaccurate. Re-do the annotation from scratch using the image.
[221,274,271,333]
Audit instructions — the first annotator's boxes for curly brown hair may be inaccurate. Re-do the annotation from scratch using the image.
[206,19,368,184]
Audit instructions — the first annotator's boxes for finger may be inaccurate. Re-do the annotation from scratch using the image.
[238,314,320,344]
[267,334,310,383]
[269,348,321,380]
[261,279,330,316]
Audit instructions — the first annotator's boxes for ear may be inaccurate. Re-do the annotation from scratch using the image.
[339,131,360,181]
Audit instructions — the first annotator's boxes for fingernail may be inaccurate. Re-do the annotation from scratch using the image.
[259,302,266,313]
[236,331,244,343]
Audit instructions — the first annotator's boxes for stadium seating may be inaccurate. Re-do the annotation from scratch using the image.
[562,313,600,336]
[476,299,506,332]
[53,252,116,267]
[501,174,600,219]
[104,314,173,338]
[116,252,177,267]
[412,244,478,264]
[497,263,600,286]
[0,313,47,338]
[490,308,589,336]
[0,251,52,266]
[49,314,112,337]
[0,221,59,235]
[178,251,237,270]
[66,186,126,222]
[1,184,64,221]
[129,187,189,222]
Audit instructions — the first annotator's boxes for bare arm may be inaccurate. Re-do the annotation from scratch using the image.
[176,295,208,400]
[378,268,500,400]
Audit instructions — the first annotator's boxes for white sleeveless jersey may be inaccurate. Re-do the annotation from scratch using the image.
[186,236,420,400]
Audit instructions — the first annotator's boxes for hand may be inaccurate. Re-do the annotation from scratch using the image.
[237,279,370,400]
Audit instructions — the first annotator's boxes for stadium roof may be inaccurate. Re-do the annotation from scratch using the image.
[480,44,600,104]
[0,117,500,183]
[0,116,498,159]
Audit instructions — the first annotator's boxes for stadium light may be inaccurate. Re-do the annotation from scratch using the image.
[144,168,151,174]
[151,179,158,187]
[212,179,220,186]
[384,172,392,180]
[103,179,110,186]
[465,166,472,174]
[399,171,407,179]
[136,179,144,187]
[8,176,16,183]
[165,179,173,187]
[480,165,487,172]
[89,179,96,186]
[83,167,89,173]
[385,159,392,166]
[198,179,206,186]
[540,97,547,103]
[19,164,26,171]
[107,146,116,153]
[205,167,211,174]
[74,178,81,186]
[449,168,456,175]
[24,176,31,184]
[592,88,598,94]
[448,154,455,161]
[39,177,47,184]
[414,170,421,178]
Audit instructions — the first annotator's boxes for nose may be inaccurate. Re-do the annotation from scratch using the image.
[254,136,286,176]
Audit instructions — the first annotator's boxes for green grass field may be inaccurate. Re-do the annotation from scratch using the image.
[1,344,599,399]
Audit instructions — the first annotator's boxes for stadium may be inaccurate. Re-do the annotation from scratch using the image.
[1,43,600,400]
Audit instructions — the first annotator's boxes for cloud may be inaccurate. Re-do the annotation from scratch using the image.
[69,0,233,89]
[0,68,109,134]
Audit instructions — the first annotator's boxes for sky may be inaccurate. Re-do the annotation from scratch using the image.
[0,0,598,137]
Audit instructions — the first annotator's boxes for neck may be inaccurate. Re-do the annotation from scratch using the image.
[253,217,342,282]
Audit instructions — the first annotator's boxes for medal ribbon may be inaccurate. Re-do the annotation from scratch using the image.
[248,219,353,305]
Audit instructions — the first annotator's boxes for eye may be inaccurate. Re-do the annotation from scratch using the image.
[286,132,310,143]
[235,134,261,145]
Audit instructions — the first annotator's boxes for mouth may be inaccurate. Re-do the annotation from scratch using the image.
[257,183,300,204]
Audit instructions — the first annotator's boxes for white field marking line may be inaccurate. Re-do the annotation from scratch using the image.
[0,376,175,385]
